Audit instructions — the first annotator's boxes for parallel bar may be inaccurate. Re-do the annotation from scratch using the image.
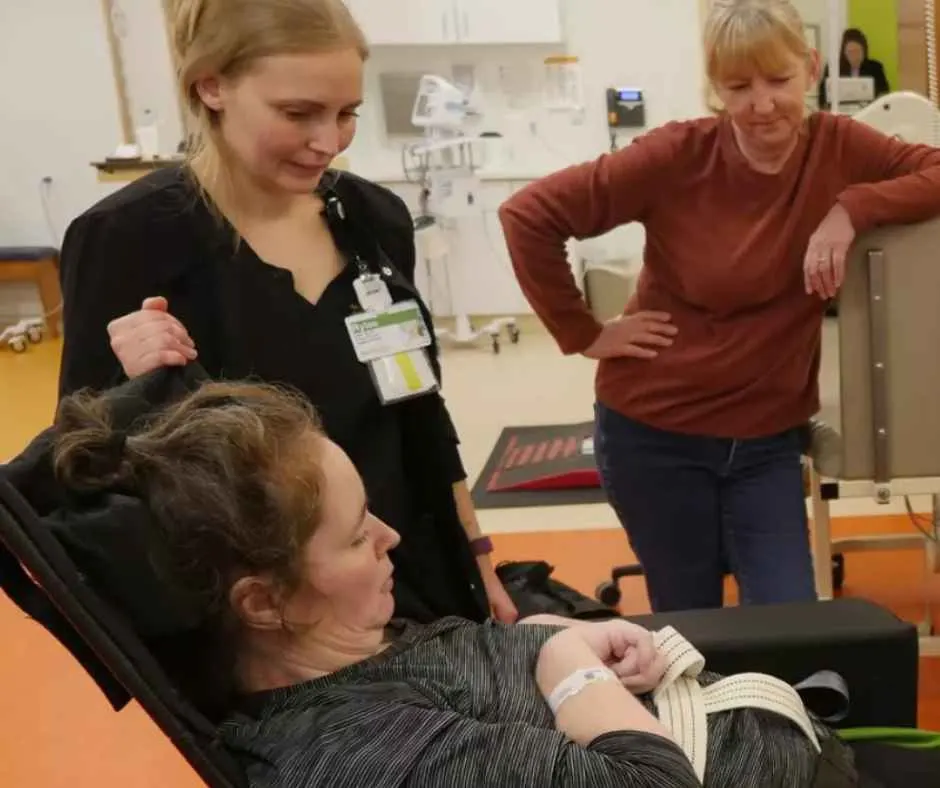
[867,250,890,486]
[831,535,925,553]
[809,466,835,600]
[821,477,940,498]
[827,0,845,110]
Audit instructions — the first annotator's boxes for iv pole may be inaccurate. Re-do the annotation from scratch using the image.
[826,0,845,112]
[408,75,521,354]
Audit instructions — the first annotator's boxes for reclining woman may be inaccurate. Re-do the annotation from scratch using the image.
[50,378,932,787]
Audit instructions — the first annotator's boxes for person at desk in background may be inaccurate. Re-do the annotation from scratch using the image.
[55,0,517,625]
[498,0,940,614]
[818,28,890,109]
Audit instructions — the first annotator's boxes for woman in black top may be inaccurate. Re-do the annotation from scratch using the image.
[818,28,890,109]
[56,0,517,625]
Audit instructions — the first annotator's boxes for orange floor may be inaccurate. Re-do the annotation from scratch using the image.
[1,518,938,787]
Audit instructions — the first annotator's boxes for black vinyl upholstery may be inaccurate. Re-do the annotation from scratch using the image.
[0,473,248,788]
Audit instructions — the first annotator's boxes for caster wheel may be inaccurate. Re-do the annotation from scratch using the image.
[595,581,622,607]
[26,327,43,343]
[491,336,501,354]
[508,324,520,344]
[9,336,27,353]
[832,553,845,592]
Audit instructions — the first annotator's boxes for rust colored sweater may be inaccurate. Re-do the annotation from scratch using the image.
[499,112,940,438]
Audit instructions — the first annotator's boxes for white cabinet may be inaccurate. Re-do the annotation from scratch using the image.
[457,0,562,45]
[345,0,456,46]
[346,0,562,46]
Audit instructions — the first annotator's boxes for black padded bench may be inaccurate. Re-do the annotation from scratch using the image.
[633,597,919,729]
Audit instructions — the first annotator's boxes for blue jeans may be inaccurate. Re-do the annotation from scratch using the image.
[594,403,817,612]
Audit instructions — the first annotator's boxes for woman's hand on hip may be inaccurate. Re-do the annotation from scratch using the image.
[583,312,677,360]
[571,619,667,694]
[804,203,856,300]
[107,296,197,378]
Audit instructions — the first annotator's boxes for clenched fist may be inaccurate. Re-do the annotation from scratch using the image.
[107,296,197,378]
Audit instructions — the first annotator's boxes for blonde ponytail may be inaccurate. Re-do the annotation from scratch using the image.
[166,0,368,207]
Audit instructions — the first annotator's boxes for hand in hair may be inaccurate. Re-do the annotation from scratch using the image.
[107,297,198,378]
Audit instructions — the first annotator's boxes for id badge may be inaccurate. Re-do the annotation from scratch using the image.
[353,274,392,312]
[367,350,438,404]
[345,299,438,404]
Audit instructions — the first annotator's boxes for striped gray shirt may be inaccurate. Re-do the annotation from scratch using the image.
[221,617,843,787]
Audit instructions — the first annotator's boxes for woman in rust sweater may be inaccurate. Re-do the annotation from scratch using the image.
[499,0,940,613]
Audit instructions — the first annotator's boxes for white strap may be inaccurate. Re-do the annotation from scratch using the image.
[651,627,821,782]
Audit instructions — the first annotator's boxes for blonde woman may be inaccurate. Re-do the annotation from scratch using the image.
[56,0,517,625]
[500,0,940,613]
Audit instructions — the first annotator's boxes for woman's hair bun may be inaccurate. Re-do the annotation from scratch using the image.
[53,391,137,494]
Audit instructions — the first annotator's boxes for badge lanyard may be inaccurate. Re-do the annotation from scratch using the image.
[327,192,439,404]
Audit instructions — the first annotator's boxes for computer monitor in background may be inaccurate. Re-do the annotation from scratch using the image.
[827,76,876,105]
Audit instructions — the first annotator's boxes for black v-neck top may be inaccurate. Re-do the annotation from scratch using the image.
[228,247,413,536]
[55,166,487,623]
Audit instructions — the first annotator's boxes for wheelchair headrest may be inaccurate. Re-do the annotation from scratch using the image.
[4,365,213,639]
[0,365,251,786]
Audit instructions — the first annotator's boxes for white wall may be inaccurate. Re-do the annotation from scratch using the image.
[112,0,184,155]
[347,0,709,312]
[793,0,831,39]
[2,0,830,321]
[0,0,125,320]
[349,0,708,180]
[0,0,179,322]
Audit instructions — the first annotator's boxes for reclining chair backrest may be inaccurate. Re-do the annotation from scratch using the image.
[838,215,940,480]
[0,365,250,788]
[0,473,248,788]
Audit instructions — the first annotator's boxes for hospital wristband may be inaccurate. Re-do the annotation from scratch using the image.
[547,666,619,715]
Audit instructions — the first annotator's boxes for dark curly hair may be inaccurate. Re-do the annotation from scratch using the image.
[52,380,326,718]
